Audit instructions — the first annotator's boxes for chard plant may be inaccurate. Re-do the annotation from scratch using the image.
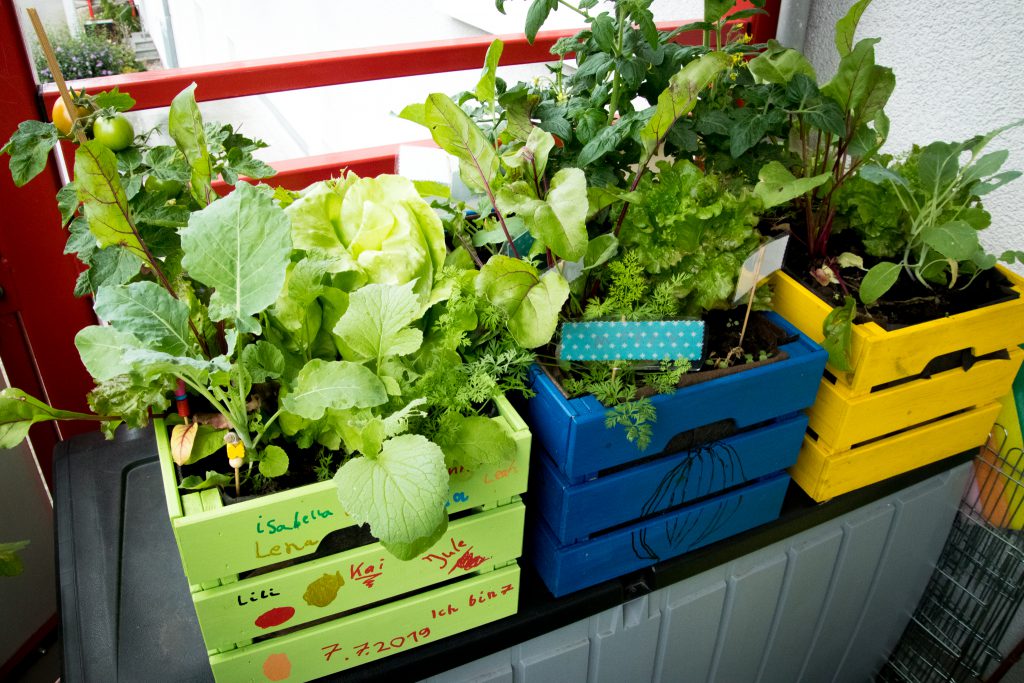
[0,85,533,561]
[398,3,786,448]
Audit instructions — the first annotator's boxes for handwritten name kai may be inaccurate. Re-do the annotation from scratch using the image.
[256,508,334,535]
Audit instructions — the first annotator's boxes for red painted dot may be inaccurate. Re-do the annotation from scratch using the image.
[255,606,296,629]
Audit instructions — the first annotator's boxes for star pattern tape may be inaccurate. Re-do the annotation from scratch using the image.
[559,320,705,361]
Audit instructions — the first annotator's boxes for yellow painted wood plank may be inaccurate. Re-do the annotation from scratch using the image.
[808,348,1024,450]
[772,267,1024,395]
[791,402,1002,501]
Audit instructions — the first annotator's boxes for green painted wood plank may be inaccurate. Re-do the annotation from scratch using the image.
[194,501,524,649]
[164,396,532,585]
[208,565,521,683]
[155,417,183,521]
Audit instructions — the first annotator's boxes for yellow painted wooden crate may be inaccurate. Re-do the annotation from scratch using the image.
[156,396,531,682]
[773,267,1024,501]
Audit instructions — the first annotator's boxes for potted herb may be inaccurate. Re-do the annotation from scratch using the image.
[1,84,535,677]
[400,0,827,596]
[715,0,1024,500]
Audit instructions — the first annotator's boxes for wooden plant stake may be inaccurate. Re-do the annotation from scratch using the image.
[225,432,244,498]
[736,245,766,352]
[26,8,88,145]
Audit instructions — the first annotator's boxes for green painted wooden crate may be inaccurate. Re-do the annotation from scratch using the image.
[156,396,530,683]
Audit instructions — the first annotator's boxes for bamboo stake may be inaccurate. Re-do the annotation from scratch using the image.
[26,8,88,145]
[737,244,766,352]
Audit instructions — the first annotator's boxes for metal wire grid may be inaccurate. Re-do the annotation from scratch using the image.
[878,422,1024,683]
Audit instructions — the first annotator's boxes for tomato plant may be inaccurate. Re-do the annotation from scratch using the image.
[92,115,134,151]
[144,175,183,197]
[52,98,88,136]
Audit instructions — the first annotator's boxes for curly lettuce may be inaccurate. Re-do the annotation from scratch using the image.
[618,159,762,315]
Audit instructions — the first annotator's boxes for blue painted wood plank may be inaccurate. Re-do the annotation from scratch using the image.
[528,473,791,597]
[528,312,827,480]
[533,412,808,544]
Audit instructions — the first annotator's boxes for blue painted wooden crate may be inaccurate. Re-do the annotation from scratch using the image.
[532,411,808,545]
[529,471,791,597]
[528,312,827,481]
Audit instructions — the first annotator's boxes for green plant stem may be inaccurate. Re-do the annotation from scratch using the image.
[182,377,251,450]
[556,0,588,18]
[606,5,627,126]
[251,409,283,450]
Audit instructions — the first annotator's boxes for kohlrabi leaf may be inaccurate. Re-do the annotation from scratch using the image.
[422,93,498,193]
[179,470,233,491]
[74,140,146,262]
[93,281,194,356]
[333,281,424,364]
[641,51,731,157]
[281,359,388,420]
[475,39,504,106]
[2,120,58,187]
[0,388,99,449]
[436,414,516,470]
[168,83,214,207]
[333,434,449,560]
[180,181,292,332]
[75,325,143,381]
[119,349,231,381]
[753,161,831,209]
[920,220,980,262]
[859,261,901,305]
[259,445,289,477]
[476,255,569,348]
[239,341,285,383]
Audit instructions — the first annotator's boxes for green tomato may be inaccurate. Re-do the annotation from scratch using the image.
[144,175,183,197]
[92,115,134,151]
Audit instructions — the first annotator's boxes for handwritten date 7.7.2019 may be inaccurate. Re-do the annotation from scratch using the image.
[321,628,431,662]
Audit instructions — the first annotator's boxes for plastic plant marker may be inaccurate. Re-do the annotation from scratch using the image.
[559,320,705,361]
[733,235,789,304]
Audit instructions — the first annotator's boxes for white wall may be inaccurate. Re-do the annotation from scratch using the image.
[799,0,1024,267]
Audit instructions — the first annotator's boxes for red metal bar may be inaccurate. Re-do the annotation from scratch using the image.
[40,21,708,111]
[0,2,98,450]
[748,0,782,45]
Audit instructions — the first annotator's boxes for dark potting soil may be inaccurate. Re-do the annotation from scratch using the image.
[782,233,1019,330]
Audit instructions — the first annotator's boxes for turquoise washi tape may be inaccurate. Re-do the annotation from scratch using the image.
[559,320,705,361]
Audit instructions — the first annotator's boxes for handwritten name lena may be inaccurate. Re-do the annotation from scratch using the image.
[256,508,334,535]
